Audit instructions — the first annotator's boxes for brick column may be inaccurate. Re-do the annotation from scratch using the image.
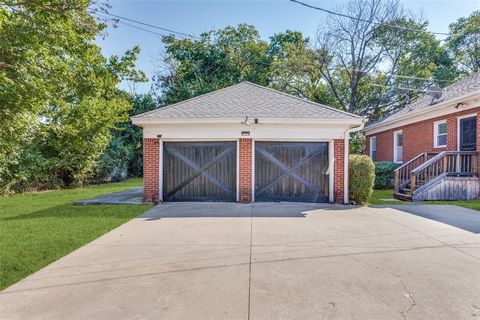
[143,138,160,203]
[334,139,346,204]
[239,138,253,203]
[446,115,457,151]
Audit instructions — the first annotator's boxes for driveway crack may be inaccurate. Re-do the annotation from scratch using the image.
[306,224,417,319]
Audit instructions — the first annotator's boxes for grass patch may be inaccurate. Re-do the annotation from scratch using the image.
[0,178,151,290]
[368,189,480,211]
[367,189,407,205]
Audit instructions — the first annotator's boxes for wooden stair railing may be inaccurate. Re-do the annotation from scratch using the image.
[409,151,478,193]
[394,152,438,193]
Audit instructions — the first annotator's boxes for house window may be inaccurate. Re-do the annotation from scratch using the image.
[434,120,447,148]
[393,130,403,163]
[370,136,376,161]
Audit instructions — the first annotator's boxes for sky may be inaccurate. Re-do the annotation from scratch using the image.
[95,0,480,93]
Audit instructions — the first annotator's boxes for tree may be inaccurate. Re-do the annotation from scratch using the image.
[154,24,271,105]
[314,0,456,120]
[446,10,480,74]
[0,1,145,193]
[95,93,159,182]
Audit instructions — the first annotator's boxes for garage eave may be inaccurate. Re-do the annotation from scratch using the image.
[131,117,364,126]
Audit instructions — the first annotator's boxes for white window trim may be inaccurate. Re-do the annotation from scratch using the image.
[433,120,447,148]
[393,130,403,163]
[369,136,376,159]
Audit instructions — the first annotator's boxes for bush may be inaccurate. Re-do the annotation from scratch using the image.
[349,155,375,205]
[374,162,398,189]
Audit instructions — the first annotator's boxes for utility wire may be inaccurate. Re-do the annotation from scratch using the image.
[91,11,199,39]
[371,83,440,93]
[354,69,455,83]
[94,13,167,37]
[289,0,451,37]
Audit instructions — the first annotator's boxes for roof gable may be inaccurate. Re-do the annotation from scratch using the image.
[133,82,362,122]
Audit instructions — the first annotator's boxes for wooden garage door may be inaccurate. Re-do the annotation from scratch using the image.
[255,142,329,202]
[163,142,237,202]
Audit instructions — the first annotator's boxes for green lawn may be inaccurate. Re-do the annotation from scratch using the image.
[368,189,480,211]
[0,178,151,290]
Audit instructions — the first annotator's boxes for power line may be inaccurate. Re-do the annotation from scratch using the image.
[355,69,455,83]
[371,83,439,93]
[90,11,199,39]
[289,0,451,37]
[94,13,167,37]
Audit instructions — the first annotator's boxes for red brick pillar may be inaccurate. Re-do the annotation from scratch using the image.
[334,139,346,204]
[239,138,253,203]
[446,115,457,151]
[143,138,160,203]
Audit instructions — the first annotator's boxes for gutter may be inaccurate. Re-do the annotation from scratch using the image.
[343,119,366,204]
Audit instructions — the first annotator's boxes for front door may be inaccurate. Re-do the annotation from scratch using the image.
[459,116,477,151]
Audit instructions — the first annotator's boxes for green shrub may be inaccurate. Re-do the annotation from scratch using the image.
[349,155,375,205]
[374,162,398,189]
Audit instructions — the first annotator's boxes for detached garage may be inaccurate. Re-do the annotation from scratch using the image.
[132,82,364,204]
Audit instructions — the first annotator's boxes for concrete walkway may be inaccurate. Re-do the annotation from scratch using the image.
[1,203,479,319]
[75,187,143,205]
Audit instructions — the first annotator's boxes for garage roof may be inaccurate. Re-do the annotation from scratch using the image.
[132,82,362,123]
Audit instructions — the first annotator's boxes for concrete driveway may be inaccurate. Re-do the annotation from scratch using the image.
[1,203,479,320]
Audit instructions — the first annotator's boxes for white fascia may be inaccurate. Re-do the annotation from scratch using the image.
[131,117,364,126]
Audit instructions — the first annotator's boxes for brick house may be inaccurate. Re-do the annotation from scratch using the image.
[132,82,364,204]
[363,72,480,201]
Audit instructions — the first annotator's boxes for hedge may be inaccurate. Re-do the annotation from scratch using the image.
[349,155,375,205]
[374,162,398,189]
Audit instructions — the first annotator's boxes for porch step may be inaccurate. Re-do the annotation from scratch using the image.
[401,188,412,195]
[394,192,412,201]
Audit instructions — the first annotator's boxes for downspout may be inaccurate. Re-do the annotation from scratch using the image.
[343,119,366,204]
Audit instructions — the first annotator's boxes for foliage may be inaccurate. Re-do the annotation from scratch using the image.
[314,0,457,120]
[0,178,150,290]
[349,155,375,205]
[155,24,271,105]
[446,10,480,74]
[95,94,159,182]
[349,132,366,155]
[374,162,398,189]
[0,1,146,193]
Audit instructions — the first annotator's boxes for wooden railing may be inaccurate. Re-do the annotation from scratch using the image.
[394,152,438,192]
[410,151,478,192]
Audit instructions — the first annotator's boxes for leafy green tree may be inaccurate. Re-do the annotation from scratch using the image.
[95,94,159,182]
[154,24,271,105]
[315,0,457,120]
[0,1,145,193]
[446,10,480,74]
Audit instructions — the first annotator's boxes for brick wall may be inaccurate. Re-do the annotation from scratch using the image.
[366,107,480,163]
[334,139,346,204]
[142,137,348,205]
[143,138,160,203]
[239,138,253,203]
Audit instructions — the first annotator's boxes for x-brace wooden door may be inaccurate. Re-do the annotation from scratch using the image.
[163,142,237,202]
[255,142,329,202]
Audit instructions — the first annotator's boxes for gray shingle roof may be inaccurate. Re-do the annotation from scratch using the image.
[133,82,361,120]
[366,72,480,128]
